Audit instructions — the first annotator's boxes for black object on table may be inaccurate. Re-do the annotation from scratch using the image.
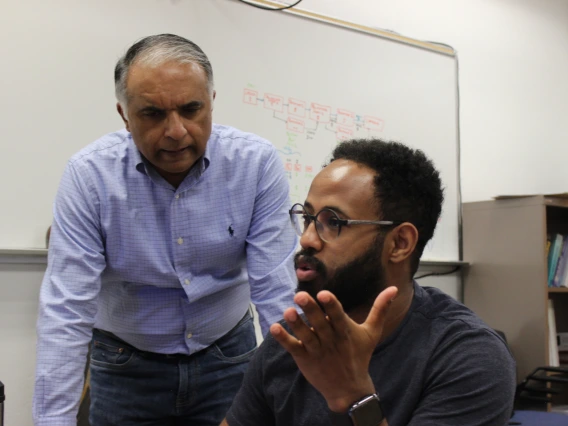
[0,380,4,426]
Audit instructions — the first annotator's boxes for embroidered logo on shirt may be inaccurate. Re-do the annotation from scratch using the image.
[228,225,234,237]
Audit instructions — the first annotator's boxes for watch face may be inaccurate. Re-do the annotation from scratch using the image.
[349,395,384,426]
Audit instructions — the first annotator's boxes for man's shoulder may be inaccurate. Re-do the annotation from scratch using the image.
[210,124,275,154]
[414,283,487,327]
[409,283,511,356]
[68,129,131,166]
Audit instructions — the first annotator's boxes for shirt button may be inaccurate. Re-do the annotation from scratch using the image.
[187,333,193,339]
[175,194,180,199]
[177,237,183,245]
[184,279,190,285]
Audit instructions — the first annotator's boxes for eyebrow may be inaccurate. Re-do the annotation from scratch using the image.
[179,101,204,109]
[304,201,350,218]
[138,105,163,114]
[138,101,204,114]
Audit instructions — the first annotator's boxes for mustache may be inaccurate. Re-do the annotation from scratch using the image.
[293,249,326,274]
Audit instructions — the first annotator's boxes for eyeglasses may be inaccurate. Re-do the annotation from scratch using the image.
[289,203,401,243]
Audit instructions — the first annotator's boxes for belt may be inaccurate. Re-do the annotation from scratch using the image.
[94,329,188,361]
[94,309,252,361]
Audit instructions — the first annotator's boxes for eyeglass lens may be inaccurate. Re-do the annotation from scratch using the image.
[290,205,340,242]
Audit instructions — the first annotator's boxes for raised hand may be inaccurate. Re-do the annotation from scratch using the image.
[270,286,398,413]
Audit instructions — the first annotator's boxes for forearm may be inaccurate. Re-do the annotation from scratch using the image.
[246,147,298,335]
[328,385,389,426]
[33,325,91,424]
[34,235,101,422]
[34,277,96,423]
[326,375,376,413]
[249,249,297,335]
[330,409,389,426]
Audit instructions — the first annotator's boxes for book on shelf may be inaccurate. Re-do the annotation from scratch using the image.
[558,332,568,349]
[547,233,568,287]
[558,333,568,366]
[553,238,568,287]
[549,299,560,367]
[546,237,552,259]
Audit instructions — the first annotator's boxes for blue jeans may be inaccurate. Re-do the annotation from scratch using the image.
[89,312,256,425]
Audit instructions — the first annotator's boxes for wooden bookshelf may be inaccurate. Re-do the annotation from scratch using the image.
[463,195,568,391]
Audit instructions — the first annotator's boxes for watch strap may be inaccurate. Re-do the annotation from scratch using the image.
[329,409,354,426]
[328,394,384,426]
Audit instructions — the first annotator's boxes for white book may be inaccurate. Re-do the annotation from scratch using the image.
[561,255,568,287]
[549,299,560,367]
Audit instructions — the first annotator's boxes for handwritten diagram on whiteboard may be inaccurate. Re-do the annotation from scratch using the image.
[229,78,459,262]
[242,85,387,203]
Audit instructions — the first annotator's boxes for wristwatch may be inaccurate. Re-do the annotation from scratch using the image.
[329,393,385,426]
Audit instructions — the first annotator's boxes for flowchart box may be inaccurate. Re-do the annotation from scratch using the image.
[264,93,284,112]
[337,125,353,141]
[288,98,306,117]
[310,103,331,123]
[336,108,354,127]
[287,116,305,133]
[364,115,385,131]
[243,88,258,105]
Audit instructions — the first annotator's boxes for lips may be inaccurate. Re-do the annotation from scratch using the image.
[161,147,189,159]
[163,147,187,153]
[295,255,321,282]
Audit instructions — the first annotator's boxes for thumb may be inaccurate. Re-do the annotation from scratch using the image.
[365,286,398,339]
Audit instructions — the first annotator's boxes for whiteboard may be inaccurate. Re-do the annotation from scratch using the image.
[0,0,460,261]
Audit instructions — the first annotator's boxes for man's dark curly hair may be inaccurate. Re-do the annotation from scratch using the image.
[328,139,444,275]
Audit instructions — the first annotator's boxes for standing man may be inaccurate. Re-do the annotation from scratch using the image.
[223,139,516,426]
[33,34,297,426]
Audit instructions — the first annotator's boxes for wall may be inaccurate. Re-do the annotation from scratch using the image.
[1,0,568,424]
[0,261,44,426]
[299,0,568,202]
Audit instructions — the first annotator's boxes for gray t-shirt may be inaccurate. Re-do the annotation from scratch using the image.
[226,282,516,426]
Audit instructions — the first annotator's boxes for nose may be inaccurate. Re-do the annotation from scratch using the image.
[299,220,323,251]
[164,112,187,140]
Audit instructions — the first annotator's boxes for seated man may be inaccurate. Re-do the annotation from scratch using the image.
[222,139,515,426]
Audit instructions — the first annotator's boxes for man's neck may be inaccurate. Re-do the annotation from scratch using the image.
[349,280,415,342]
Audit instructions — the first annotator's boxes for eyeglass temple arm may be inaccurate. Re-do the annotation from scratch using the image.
[344,220,397,226]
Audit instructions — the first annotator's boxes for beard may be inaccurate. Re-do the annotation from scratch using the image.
[295,235,386,313]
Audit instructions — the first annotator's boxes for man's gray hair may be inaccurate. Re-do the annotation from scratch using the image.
[114,34,214,112]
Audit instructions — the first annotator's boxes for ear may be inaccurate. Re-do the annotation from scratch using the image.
[117,103,130,132]
[211,90,216,110]
[386,222,418,264]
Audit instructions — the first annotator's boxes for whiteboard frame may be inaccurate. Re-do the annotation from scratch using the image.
[240,0,456,56]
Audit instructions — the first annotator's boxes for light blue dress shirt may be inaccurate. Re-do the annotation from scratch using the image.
[33,124,298,425]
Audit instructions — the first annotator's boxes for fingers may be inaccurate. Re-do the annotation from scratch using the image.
[316,291,352,339]
[273,292,335,355]
[294,292,334,343]
[270,322,305,355]
[366,286,398,335]
[278,297,324,350]
[273,287,398,357]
